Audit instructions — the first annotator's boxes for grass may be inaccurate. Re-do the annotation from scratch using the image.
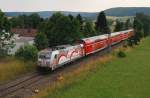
[0,57,36,84]
[32,37,150,98]
[32,50,116,98]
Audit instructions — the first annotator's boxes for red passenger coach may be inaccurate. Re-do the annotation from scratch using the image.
[120,31,127,40]
[121,29,134,40]
[81,35,108,55]
[110,32,122,44]
[128,29,134,37]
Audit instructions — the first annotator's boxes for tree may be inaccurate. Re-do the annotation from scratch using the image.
[127,13,149,46]
[0,30,12,57]
[76,14,83,25]
[34,32,48,50]
[76,14,83,31]
[10,13,43,29]
[10,17,20,28]
[143,18,150,36]
[70,18,83,40]
[0,10,13,57]
[95,11,110,34]
[18,15,28,28]
[133,17,144,44]
[83,21,96,37]
[0,10,10,31]
[37,21,47,33]
[68,14,74,21]
[136,13,150,36]
[114,20,124,32]
[28,13,42,28]
[125,19,132,30]
[43,12,82,47]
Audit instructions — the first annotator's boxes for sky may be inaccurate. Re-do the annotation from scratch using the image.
[0,0,150,12]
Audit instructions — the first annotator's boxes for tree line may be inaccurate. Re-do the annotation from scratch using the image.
[9,13,43,29]
[0,9,110,58]
[35,11,110,50]
[6,11,110,49]
[129,13,150,46]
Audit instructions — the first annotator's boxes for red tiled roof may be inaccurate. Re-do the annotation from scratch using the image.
[11,28,37,37]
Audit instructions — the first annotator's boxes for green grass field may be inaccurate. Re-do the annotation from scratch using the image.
[42,37,150,98]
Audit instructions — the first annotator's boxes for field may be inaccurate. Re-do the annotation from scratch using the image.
[105,16,134,32]
[0,57,35,84]
[38,37,150,98]
[107,16,134,22]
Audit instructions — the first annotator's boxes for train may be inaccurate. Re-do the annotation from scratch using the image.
[37,29,134,70]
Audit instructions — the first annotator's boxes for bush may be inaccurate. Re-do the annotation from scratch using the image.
[117,50,126,58]
[15,44,38,61]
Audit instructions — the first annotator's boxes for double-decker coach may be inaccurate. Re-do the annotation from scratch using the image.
[81,34,108,55]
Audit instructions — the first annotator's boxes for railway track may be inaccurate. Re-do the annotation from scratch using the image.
[0,41,125,98]
[0,72,45,98]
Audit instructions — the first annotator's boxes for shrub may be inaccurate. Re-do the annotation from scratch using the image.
[117,50,126,58]
[15,44,38,61]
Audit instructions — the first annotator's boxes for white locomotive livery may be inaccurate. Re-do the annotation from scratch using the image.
[38,44,84,70]
[38,29,134,70]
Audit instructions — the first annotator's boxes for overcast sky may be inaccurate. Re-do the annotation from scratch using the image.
[0,0,150,12]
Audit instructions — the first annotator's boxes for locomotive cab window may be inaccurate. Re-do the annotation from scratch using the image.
[54,54,58,59]
[39,52,51,59]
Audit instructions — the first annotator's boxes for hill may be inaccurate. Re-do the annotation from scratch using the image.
[105,7,150,16]
[4,7,150,19]
[5,11,96,19]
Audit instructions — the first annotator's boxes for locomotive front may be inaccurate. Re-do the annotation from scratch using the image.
[37,50,52,68]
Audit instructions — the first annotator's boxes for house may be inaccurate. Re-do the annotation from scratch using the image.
[11,28,37,37]
[8,36,34,54]
[8,28,37,55]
